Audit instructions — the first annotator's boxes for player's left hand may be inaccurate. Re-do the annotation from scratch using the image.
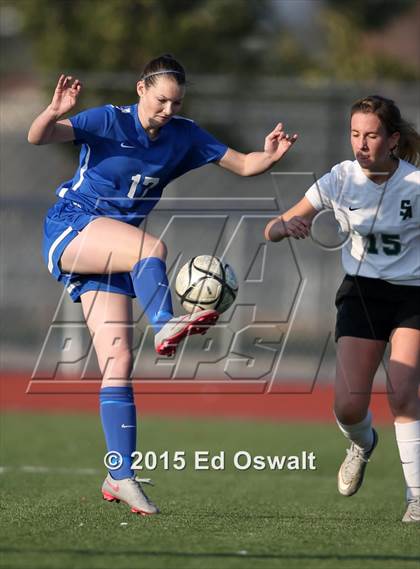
[264,123,298,161]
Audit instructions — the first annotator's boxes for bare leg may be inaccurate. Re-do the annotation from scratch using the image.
[81,290,134,387]
[388,328,420,509]
[335,336,386,496]
[64,217,218,358]
[81,291,141,491]
[61,217,167,274]
[334,336,386,424]
[388,328,420,422]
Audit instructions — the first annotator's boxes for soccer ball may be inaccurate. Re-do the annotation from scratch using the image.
[175,255,238,314]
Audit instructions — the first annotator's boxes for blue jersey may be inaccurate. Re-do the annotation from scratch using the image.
[56,104,228,225]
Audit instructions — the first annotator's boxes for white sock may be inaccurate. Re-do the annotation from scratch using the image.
[395,420,420,502]
[335,410,374,451]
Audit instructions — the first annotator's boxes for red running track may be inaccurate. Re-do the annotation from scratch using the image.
[0,373,394,423]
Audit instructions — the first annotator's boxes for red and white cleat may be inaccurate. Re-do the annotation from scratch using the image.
[101,475,159,516]
[154,309,219,357]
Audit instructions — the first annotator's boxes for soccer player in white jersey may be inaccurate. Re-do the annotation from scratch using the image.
[265,95,420,523]
[28,54,297,515]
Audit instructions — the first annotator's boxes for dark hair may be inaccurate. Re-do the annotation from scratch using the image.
[351,95,420,166]
[140,54,186,88]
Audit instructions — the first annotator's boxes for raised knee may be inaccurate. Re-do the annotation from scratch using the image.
[140,236,167,262]
[153,239,167,260]
[128,235,167,267]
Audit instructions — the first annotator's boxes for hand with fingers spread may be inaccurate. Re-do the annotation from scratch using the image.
[217,121,298,176]
[48,74,82,118]
[264,122,298,162]
[27,74,83,144]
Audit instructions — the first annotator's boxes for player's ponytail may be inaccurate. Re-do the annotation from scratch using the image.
[351,95,420,167]
[140,54,186,88]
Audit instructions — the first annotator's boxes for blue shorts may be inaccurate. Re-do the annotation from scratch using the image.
[42,200,136,303]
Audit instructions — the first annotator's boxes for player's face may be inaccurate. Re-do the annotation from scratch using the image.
[137,77,185,129]
[350,112,400,171]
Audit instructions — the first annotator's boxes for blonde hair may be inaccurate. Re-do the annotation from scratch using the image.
[351,95,420,166]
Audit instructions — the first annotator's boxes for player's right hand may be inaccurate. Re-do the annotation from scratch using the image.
[48,74,82,117]
[284,216,311,239]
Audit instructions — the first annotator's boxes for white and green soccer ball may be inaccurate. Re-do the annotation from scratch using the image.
[175,255,238,314]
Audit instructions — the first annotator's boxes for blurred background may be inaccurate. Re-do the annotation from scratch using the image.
[1,0,419,384]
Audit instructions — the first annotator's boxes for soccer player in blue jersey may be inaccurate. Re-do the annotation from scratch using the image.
[28,54,297,515]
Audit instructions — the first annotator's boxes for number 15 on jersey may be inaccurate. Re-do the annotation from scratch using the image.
[366,233,401,256]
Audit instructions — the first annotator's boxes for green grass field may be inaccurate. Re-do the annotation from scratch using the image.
[0,412,419,569]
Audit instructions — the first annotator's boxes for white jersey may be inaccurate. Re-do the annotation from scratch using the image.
[305,159,420,285]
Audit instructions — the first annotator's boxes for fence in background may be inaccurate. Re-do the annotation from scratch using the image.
[1,75,417,381]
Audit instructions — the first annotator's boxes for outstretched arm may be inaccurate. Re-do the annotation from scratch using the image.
[28,74,82,145]
[264,197,318,242]
[217,123,297,176]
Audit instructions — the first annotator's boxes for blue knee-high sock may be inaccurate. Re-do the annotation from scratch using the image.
[130,257,173,333]
[100,386,137,480]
